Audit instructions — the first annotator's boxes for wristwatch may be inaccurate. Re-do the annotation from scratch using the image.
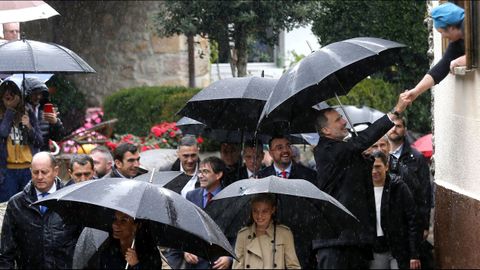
[390,109,401,118]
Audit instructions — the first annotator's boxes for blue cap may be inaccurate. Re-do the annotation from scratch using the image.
[431,2,464,29]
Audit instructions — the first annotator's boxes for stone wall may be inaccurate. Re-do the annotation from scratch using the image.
[22,1,210,105]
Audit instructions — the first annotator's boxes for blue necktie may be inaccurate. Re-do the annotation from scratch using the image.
[39,192,49,214]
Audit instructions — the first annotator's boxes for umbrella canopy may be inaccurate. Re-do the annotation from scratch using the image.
[0,1,59,24]
[177,116,310,145]
[206,176,359,267]
[0,39,96,73]
[134,170,183,186]
[178,77,277,131]
[412,133,433,158]
[34,178,235,261]
[258,37,405,133]
[333,105,385,130]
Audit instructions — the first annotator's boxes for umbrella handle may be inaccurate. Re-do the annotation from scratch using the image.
[149,168,155,183]
[334,92,358,137]
[125,238,136,269]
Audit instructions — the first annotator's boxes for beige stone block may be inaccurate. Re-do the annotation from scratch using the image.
[151,34,187,54]
[161,78,189,87]
[136,41,150,53]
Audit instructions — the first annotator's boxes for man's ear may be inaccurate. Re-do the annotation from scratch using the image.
[114,159,122,168]
[216,171,224,181]
[53,165,60,177]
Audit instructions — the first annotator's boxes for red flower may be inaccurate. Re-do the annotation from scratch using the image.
[141,146,149,152]
[196,136,204,144]
[105,141,117,151]
[169,131,176,138]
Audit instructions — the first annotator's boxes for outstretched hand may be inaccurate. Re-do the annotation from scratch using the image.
[394,90,413,114]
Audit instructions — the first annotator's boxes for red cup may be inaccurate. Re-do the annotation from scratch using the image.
[43,103,54,113]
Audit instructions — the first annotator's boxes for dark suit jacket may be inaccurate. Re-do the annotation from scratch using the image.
[313,114,394,249]
[257,162,317,184]
[186,188,204,208]
[163,173,200,194]
[184,187,224,269]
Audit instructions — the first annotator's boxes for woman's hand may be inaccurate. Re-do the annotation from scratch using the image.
[3,94,20,109]
[450,55,466,74]
[21,114,32,130]
[212,256,232,269]
[42,112,58,124]
[125,248,139,266]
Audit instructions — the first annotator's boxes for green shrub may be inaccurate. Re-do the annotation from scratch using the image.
[328,77,398,113]
[47,75,87,134]
[103,86,201,136]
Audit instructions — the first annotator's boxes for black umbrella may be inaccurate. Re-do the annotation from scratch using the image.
[133,170,183,186]
[178,76,277,131]
[258,37,405,134]
[205,176,359,268]
[177,116,310,145]
[34,178,235,261]
[72,227,109,269]
[134,169,197,195]
[0,39,96,73]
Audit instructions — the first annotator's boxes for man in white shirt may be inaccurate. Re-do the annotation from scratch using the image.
[169,135,200,197]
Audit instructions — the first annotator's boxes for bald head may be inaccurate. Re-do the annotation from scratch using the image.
[31,152,59,193]
[3,22,20,41]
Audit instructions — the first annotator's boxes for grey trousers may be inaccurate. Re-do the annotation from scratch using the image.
[370,251,399,269]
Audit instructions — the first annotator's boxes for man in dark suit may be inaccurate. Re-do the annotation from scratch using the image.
[219,142,242,187]
[257,136,317,184]
[387,116,433,268]
[238,140,265,180]
[107,143,142,179]
[168,135,201,196]
[177,157,232,269]
[312,93,411,269]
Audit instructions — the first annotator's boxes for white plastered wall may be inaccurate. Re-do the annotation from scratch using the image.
[433,2,480,200]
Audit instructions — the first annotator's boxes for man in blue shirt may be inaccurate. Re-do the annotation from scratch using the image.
[184,156,231,269]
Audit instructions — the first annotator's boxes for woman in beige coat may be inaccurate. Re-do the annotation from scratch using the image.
[232,194,301,269]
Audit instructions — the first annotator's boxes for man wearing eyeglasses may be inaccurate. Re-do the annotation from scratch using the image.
[165,157,232,269]
[2,23,20,41]
[257,135,316,184]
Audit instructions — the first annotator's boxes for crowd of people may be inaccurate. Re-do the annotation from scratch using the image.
[0,2,467,269]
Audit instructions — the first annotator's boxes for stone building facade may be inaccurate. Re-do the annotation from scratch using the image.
[22,1,210,105]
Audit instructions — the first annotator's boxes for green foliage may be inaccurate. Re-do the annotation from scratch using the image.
[156,1,314,76]
[327,78,431,133]
[328,78,398,113]
[47,75,87,134]
[210,40,219,64]
[288,50,306,68]
[103,86,200,136]
[311,0,431,132]
[311,0,429,88]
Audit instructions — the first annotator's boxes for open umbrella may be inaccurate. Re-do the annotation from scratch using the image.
[0,39,95,73]
[134,170,183,186]
[178,76,277,131]
[34,178,235,261]
[206,176,359,268]
[0,1,59,24]
[258,37,405,134]
[133,170,197,195]
[412,133,433,158]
